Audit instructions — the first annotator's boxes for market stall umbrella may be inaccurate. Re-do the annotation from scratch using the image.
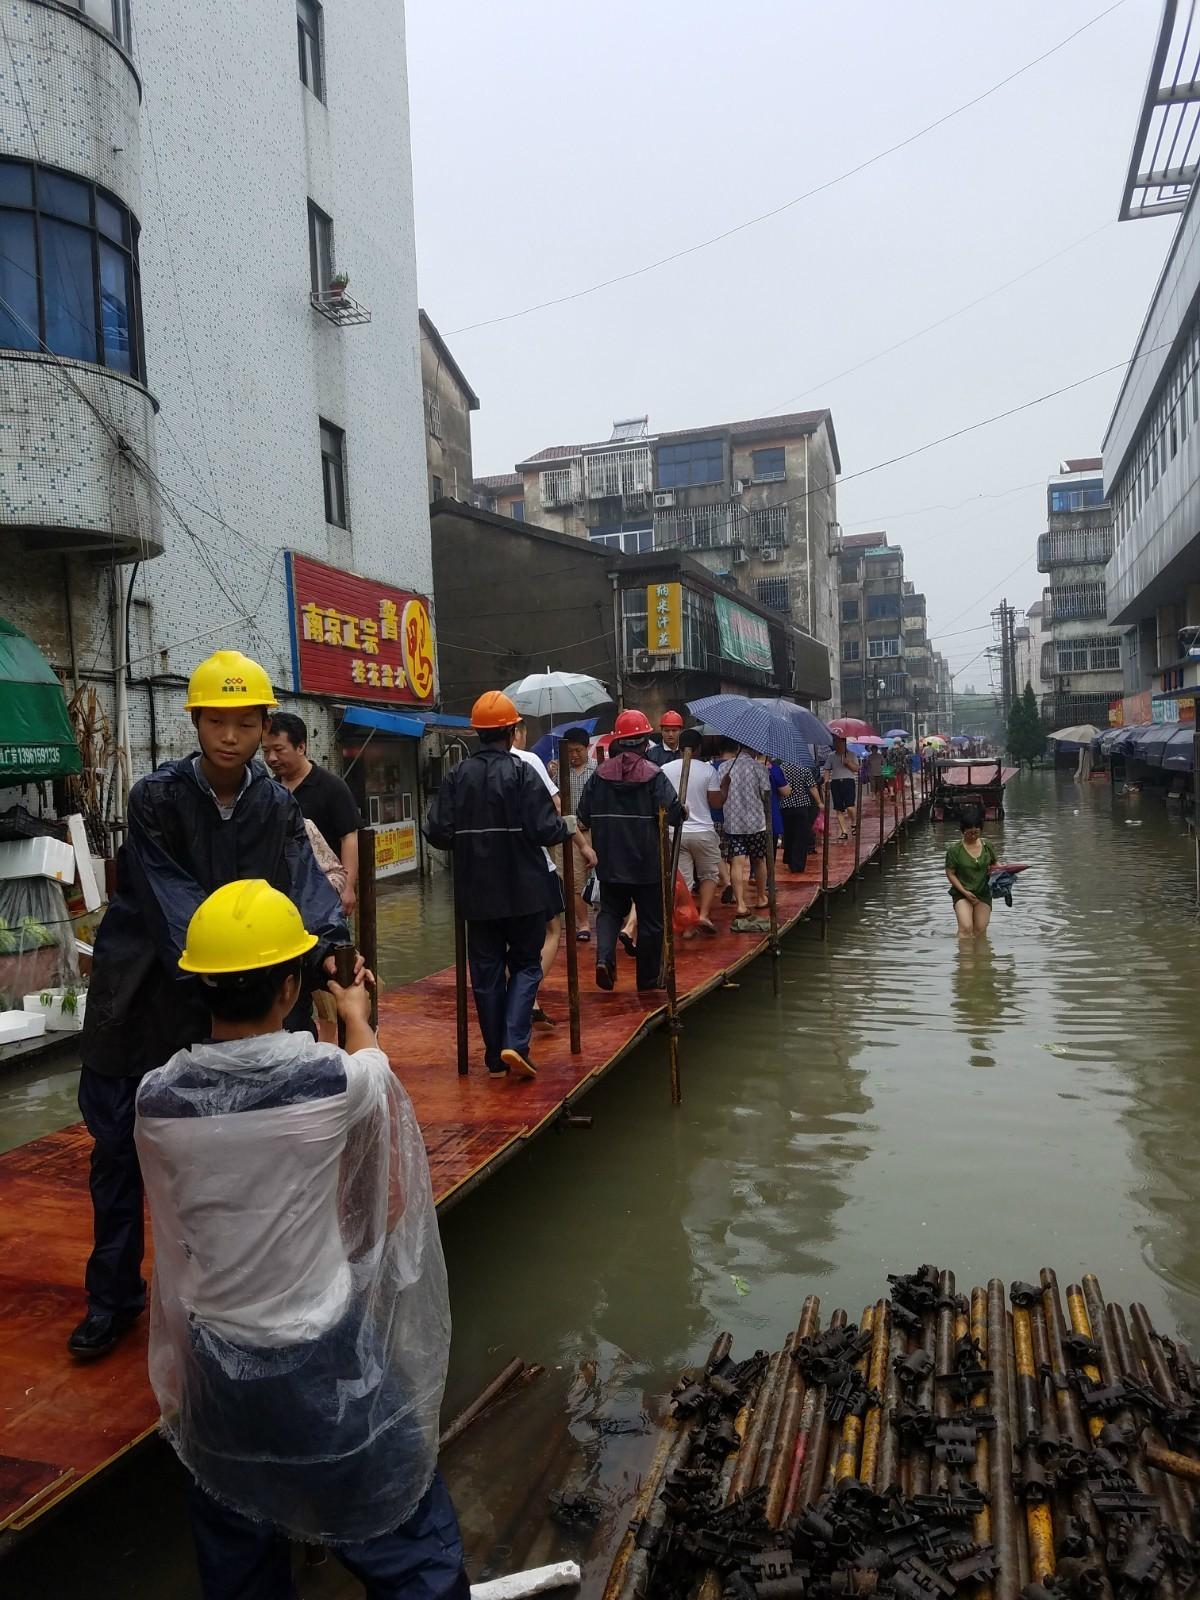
[1048,724,1102,746]
[749,698,832,753]
[685,694,813,767]
[502,670,611,721]
[0,617,81,782]
[828,716,877,738]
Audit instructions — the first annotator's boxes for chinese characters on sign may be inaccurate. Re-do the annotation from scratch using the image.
[372,821,417,878]
[647,582,682,654]
[286,552,436,705]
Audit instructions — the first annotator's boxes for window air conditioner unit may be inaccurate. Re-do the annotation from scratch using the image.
[732,545,748,564]
[653,491,675,508]
[761,546,779,563]
[635,650,656,672]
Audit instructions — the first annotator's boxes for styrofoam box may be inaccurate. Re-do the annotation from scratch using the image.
[0,1011,47,1043]
[0,836,75,883]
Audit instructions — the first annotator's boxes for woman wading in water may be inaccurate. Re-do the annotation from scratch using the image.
[944,806,996,937]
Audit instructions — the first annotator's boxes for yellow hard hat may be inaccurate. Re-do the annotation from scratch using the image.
[185,649,278,710]
[179,880,317,974]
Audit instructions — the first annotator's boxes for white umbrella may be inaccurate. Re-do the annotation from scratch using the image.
[1048,724,1101,744]
[502,669,611,721]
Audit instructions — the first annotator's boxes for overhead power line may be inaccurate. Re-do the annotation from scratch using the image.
[448,1,1127,335]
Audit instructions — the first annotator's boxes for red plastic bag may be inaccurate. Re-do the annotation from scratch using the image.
[813,808,826,835]
[672,871,699,934]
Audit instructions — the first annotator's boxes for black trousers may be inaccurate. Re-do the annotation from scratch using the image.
[466,911,545,1070]
[78,1066,146,1318]
[189,1470,470,1600]
[781,808,816,873]
[597,881,664,990]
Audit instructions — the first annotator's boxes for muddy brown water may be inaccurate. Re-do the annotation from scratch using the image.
[3,770,1199,1595]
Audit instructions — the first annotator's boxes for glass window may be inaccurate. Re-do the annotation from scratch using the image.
[867,638,900,658]
[510,501,526,522]
[839,558,859,583]
[320,420,347,528]
[657,439,724,489]
[842,639,860,662]
[751,447,785,481]
[308,201,333,296]
[42,219,96,362]
[867,594,901,619]
[841,598,859,622]
[431,475,443,500]
[298,0,324,101]
[0,211,38,351]
[38,172,90,224]
[0,160,142,378]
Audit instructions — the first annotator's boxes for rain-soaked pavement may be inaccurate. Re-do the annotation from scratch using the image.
[3,769,1199,1596]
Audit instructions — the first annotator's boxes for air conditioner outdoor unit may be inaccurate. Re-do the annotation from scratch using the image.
[732,545,748,564]
[761,546,780,563]
[635,650,656,672]
[653,491,675,509]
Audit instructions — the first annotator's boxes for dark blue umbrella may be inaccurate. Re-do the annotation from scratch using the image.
[532,717,598,764]
[750,697,832,754]
[884,727,911,740]
[687,694,813,767]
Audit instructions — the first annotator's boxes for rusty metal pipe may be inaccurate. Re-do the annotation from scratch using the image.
[876,1319,907,1495]
[729,1341,789,1501]
[1013,1302,1056,1585]
[799,1309,846,1507]
[765,1298,821,1524]
[1008,1309,1030,1589]
[930,1270,956,1493]
[859,1298,890,1488]
[833,1306,874,1485]
[1108,1301,1192,1534]
[909,1299,938,1496]
[754,1333,798,1493]
[969,1288,992,1563]
[1146,1444,1200,1482]
[988,1280,1020,1600]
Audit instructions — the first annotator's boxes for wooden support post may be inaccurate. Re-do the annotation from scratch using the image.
[878,775,886,870]
[658,807,682,1105]
[659,749,692,985]
[1194,733,1200,905]
[893,776,902,855]
[453,875,469,1076]
[356,826,378,1028]
[851,773,862,899]
[820,781,832,940]
[764,823,781,996]
[557,738,582,1056]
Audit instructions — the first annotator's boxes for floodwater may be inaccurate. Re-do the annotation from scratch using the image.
[4,769,1200,1596]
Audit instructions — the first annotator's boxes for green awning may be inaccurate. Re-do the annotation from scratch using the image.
[0,617,81,782]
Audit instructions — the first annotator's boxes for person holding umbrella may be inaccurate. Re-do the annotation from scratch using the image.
[576,709,683,993]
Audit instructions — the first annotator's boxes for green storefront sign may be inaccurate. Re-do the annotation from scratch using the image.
[715,595,773,672]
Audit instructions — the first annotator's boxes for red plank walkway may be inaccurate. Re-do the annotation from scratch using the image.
[0,789,924,1532]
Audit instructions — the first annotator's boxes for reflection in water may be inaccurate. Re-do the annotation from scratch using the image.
[5,773,1200,1596]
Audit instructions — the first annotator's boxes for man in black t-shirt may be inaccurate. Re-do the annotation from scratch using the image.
[263,713,362,913]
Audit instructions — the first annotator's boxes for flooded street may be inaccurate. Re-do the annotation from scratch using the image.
[4,769,1200,1596]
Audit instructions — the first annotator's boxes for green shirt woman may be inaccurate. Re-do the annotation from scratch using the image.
[944,811,996,937]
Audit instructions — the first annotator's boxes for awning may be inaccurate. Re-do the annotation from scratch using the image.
[0,617,81,783]
[337,705,472,739]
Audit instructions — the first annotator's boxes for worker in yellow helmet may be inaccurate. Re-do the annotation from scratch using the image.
[70,650,359,1361]
[134,881,467,1597]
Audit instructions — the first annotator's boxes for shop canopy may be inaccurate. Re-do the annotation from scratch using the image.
[338,705,472,739]
[0,617,81,783]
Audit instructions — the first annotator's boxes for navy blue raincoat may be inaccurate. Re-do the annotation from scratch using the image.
[82,756,348,1079]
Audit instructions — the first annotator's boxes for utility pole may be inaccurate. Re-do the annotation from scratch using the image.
[990,599,1018,724]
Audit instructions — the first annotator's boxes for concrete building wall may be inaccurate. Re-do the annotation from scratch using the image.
[420,323,475,503]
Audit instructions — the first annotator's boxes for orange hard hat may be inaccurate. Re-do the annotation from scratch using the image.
[613,708,654,739]
[470,690,520,730]
[660,710,684,729]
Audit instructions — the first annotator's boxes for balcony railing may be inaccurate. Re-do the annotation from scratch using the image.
[1042,634,1123,677]
[654,502,745,549]
[584,446,652,501]
[1042,582,1106,621]
[540,463,581,508]
[1036,524,1114,571]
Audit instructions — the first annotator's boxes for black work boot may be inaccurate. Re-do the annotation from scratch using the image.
[67,1307,142,1359]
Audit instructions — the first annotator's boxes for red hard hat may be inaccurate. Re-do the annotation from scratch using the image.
[659,710,684,729]
[613,708,654,739]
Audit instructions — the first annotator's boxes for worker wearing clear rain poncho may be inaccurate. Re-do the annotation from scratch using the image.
[134,880,468,1600]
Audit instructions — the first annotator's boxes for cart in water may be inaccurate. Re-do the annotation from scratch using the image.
[931,757,1017,821]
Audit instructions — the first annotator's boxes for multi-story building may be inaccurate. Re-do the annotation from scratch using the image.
[1037,460,1123,728]
[472,472,525,520]
[1103,0,1200,726]
[837,533,936,731]
[931,652,954,732]
[1,0,435,864]
[1014,600,1048,713]
[420,310,478,504]
[500,408,841,713]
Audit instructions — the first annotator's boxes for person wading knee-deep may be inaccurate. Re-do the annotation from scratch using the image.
[422,691,573,1079]
[135,881,467,1600]
[69,650,352,1361]
[575,708,684,993]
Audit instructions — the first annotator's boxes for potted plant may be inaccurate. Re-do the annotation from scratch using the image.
[329,271,350,299]
[23,983,87,1031]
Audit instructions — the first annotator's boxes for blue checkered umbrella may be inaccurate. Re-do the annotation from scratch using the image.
[686,693,814,767]
[751,698,832,755]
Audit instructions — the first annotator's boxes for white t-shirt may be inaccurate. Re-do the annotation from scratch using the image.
[136,1041,392,1347]
[512,746,558,871]
[661,755,718,835]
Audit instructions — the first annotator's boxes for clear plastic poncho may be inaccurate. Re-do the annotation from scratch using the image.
[134,1030,450,1544]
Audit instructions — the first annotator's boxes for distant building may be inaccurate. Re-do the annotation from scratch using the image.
[487,409,841,712]
[837,533,937,733]
[1104,0,1200,726]
[472,472,525,520]
[420,310,478,503]
[931,653,954,732]
[1014,600,1048,714]
[1038,459,1123,728]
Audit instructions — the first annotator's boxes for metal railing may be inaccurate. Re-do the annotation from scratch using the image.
[1036,525,1114,570]
[584,446,652,500]
[1043,582,1106,620]
[653,502,745,549]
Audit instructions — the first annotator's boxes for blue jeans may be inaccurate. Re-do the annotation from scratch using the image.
[466,911,544,1069]
[188,1470,469,1600]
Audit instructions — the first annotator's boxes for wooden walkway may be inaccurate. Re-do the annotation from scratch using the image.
[0,789,925,1534]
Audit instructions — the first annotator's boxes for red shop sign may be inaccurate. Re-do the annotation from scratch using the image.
[285,552,436,705]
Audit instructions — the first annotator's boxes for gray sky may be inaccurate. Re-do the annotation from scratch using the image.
[407,0,1171,695]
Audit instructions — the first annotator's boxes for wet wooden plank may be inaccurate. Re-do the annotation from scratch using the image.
[0,796,917,1529]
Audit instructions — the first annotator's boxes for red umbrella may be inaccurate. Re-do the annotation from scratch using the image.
[828,717,877,738]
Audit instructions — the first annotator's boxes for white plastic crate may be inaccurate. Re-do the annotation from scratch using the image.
[0,836,76,884]
[0,1010,47,1043]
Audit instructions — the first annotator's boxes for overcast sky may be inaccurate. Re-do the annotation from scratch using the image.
[406,0,1172,694]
